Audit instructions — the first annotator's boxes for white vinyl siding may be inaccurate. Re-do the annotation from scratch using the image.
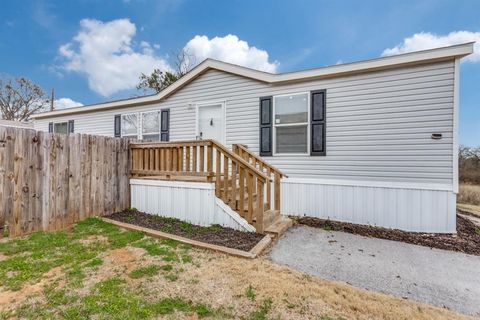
[34,60,455,187]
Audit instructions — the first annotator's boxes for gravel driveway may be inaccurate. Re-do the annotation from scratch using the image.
[269,226,480,316]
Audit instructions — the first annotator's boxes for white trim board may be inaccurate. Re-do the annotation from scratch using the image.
[283,177,453,192]
[32,43,473,119]
[130,178,214,190]
[452,58,460,194]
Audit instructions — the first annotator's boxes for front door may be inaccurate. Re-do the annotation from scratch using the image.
[197,103,225,143]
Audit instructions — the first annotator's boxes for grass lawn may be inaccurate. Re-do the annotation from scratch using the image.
[0,218,472,320]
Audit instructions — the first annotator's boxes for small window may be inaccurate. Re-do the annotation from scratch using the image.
[274,93,309,154]
[54,122,68,134]
[141,111,160,141]
[121,114,138,137]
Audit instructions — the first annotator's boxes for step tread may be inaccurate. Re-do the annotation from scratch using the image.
[264,216,293,236]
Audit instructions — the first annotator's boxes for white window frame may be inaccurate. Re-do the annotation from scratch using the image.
[53,121,69,134]
[120,112,140,139]
[194,100,226,144]
[272,92,310,156]
[140,111,161,141]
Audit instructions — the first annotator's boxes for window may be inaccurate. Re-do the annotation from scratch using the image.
[54,122,68,134]
[273,93,309,154]
[121,113,138,137]
[141,111,160,141]
[120,111,166,141]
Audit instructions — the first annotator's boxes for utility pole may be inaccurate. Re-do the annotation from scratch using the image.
[50,88,55,111]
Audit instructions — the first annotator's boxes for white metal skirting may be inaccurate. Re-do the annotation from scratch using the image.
[130,179,255,232]
[282,179,456,233]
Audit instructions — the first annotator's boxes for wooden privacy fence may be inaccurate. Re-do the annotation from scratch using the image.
[0,126,132,237]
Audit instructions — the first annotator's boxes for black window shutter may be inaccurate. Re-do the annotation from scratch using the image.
[259,96,272,156]
[48,122,53,133]
[310,90,326,156]
[114,115,121,137]
[160,109,170,141]
[68,120,74,134]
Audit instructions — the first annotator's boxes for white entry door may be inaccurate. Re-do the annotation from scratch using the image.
[197,103,225,143]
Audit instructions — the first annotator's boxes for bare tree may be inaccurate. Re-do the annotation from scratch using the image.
[173,49,196,77]
[137,49,197,94]
[0,76,48,121]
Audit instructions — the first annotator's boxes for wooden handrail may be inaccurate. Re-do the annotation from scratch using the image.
[209,140,271,182]
[232,143,288,178]
[232,144,287,212]
[130,139,271,182]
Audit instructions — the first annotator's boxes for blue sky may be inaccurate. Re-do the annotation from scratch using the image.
[0,0,478,145]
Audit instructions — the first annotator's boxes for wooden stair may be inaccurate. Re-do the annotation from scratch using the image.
[218,173,292,237]
[130,139,293,235]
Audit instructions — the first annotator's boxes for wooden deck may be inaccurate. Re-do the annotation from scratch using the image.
[130,139,289,234]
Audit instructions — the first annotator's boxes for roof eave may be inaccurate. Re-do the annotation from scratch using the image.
[31,42,474,120]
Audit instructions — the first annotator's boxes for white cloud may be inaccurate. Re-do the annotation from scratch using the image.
[184,34,279,73]
[59,20,279,96]
[54,98,83,110]
[59,18,171,96]
[382,31,480,63]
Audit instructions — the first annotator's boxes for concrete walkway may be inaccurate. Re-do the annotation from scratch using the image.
[269,226,480,316]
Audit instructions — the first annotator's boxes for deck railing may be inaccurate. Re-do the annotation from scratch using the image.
[232,144,287,212]
[130,140,271,232]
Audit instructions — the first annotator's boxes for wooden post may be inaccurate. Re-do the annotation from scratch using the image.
[274,172,281,211]
[154,148,160,171]
[222,155,229,203]
[185,146,190,172]
[199,145,205,172]
[192,145,197,173]
[256,180,264,233]
[230,162,237,208]
[215,148,221,196]
[178,147,183,171]
[206,145,213,182]
[266,167,271,210]
[246,173,254,224]
[238,167,245,218]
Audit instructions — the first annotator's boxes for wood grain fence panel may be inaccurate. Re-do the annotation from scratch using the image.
[0,128,132,238]
[0,127,6,230]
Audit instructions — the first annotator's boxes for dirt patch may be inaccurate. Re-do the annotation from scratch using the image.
[106,211,264,251]
[0,267,62,311]
[295,214,480,256]
[79,247,145,295]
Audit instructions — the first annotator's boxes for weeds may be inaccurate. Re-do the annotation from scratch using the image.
[129,265,162,279]
[16,276,222,319]
[247,298,273,320]
[246,285,256,301]
[0,218,143,291]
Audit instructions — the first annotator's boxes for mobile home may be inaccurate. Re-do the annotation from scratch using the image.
[31,43,474,233]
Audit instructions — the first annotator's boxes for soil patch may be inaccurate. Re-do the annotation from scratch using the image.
[106,211,264,251]
[295,214,480,256]
[0,267,62,310]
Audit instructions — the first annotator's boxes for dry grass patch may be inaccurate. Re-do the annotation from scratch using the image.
[0,218,475,320]
[170,251,473,320]
[458,184,480,206]
[458,203,480,218]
